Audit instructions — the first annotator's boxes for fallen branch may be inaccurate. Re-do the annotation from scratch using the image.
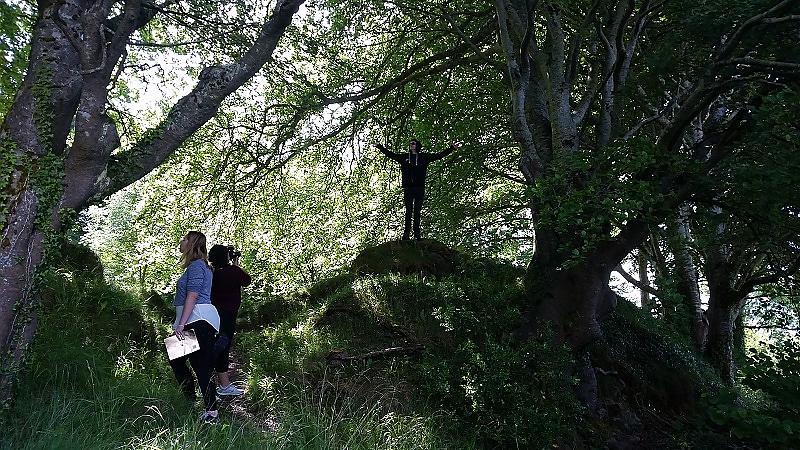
[326,345,425,363]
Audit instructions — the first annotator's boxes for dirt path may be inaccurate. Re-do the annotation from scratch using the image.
[219,350,280,432]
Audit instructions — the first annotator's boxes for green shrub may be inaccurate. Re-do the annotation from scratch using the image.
[597,300,720,413]
[743,338,800,408]
[703,338,800,448]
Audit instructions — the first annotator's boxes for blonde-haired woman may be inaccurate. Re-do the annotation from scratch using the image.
[171,230,221,424]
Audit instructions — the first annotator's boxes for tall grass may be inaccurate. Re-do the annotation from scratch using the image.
[0,257,470,449]
[2,355,463,450]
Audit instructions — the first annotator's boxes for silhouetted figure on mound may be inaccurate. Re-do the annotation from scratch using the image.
[376,139,459,240]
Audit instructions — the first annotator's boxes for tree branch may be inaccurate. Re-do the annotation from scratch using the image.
[719,57,800,71]
[623,95,677,140]
[313,29,494,106]
[743,325,800,331]
[716,0,799,61]
[495,0,545,181]
[566,0,602,88]
[739,255,800,296]
[614,264,663,298]
[762,14,800,23]
[482,162,527,184]
[103,0,306,198]
[126,39,208,48]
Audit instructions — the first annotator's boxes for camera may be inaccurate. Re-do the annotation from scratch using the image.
[227,246,241,261]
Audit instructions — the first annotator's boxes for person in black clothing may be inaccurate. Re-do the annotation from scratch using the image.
[208,244,252,397]
[376,139,459,240]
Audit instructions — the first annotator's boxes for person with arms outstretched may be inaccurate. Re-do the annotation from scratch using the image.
[376,139,459,240]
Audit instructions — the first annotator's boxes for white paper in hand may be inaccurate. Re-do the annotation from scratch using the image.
[164,330,200,360]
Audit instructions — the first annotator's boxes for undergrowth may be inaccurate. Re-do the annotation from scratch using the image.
[8,240,784,449]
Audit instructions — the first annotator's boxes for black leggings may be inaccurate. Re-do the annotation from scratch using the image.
[403,186,424,239]
[169,320,218,411]
[214,309,238,373]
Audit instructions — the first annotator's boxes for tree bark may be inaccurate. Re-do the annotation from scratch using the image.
[668,203,706,350]
[704,295,744,385]
[518,228,624,409]
[0,1,87,389]
[638,249,653,313]
[703,214,744,385]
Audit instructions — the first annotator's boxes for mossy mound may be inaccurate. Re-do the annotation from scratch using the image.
[593,300,720,413]
[256,264,580,448]
[350,239,464,277]
[34,258,160,375]
[307,273,356,301]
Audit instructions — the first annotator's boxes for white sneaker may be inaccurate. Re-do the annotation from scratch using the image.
[216,384,244,396]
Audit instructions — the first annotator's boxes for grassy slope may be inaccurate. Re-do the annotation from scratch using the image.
[5,240,775,449]
[0,263,275,449]
[1,242,484,449]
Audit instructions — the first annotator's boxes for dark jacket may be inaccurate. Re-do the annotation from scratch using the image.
[377,144,455,188]
[210,265,252,313]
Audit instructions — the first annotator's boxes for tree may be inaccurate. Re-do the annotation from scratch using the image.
[693,89,800,384]
[0,0,305,393]
[493,0,800,404]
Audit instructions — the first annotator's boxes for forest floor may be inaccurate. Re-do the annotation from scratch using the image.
[217,351,279,433]
[220,352,280,432]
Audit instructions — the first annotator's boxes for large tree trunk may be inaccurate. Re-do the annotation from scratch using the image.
[704,295,744,385]
[0,193,45,389]
[0,2,86,393]
[703,225,745,385]
[519,229,625,409]
[524,260,613,350]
